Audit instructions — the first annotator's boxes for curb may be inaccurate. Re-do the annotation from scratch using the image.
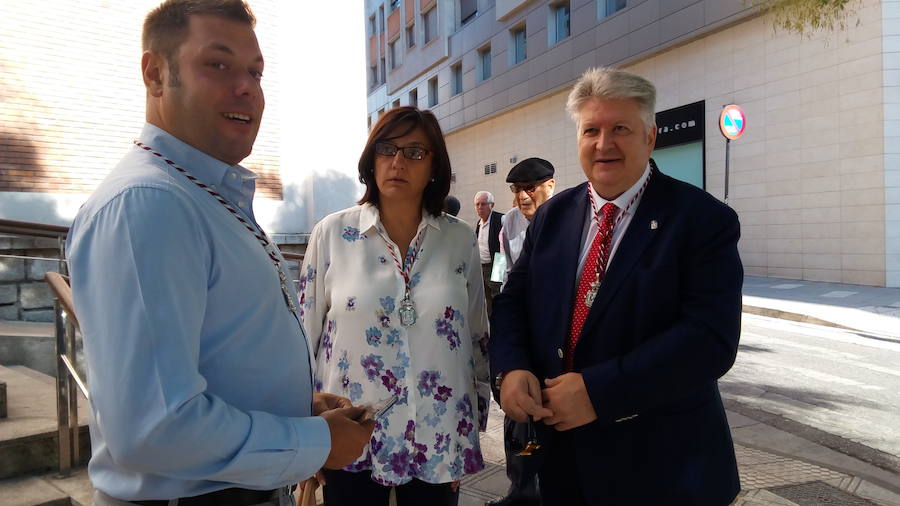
[742,304,857,332]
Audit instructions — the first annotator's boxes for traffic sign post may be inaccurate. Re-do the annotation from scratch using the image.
[719,104,746,205]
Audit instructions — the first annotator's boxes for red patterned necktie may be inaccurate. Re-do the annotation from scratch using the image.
[564,202,618,372]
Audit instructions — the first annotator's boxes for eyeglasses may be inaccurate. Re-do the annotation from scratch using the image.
[510,178,551,195]
[374,142,430,161]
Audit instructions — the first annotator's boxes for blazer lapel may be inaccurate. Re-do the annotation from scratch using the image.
[579,173,671,336]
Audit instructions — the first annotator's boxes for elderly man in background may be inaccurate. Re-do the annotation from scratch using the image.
[474,191,503,315]
[498,157,556,289]
[490,67,743,505]
[487,157,555,506]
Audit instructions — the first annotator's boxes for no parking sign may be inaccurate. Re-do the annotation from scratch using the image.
[719,104,746,205]
[719,104,746,140]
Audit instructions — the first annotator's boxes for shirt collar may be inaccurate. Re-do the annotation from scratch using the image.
[359,203,442,235]
[589,162,652,213]
[138,122,258,193]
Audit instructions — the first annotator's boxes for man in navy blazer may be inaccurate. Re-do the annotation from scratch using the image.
[490,67,743,505]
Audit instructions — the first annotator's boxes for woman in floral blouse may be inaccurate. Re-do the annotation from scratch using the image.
[298,107,490,506]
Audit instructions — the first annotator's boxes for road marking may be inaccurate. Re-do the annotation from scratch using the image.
[821,291,858,298]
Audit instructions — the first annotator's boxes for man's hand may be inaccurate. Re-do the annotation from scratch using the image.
[320,406,376,470]
[312,392,352,415]
[499,369,554,423]
[541,373,597,431]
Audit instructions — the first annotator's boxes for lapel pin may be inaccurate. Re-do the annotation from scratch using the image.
[650,220,658,230]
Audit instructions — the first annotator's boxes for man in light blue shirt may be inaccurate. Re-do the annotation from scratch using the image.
[66,2,374,504]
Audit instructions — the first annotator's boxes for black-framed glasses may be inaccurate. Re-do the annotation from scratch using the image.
[374,142,430,161]
[510,178,551,195]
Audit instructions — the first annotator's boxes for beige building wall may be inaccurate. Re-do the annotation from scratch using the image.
[884,0,900,287]
[448,0,890,286]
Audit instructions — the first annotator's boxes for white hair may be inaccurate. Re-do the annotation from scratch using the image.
[566,66,656,132]
[474,191,494,204]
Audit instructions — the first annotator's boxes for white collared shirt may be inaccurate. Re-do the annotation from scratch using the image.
[477,217,491,264]
[576,164,652,279]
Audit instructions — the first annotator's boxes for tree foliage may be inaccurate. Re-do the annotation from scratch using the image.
[746,0,862,36]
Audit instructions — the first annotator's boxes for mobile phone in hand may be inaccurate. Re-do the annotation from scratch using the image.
[358,395,398,421]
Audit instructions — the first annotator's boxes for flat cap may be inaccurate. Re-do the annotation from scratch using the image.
[506,157,555,183]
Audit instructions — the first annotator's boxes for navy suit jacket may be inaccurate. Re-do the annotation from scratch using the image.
[490,167,743,505]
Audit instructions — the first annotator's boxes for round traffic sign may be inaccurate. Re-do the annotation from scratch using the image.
[719,104,746,140]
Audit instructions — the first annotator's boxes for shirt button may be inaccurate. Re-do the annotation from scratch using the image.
[238,201,246,207]
[230,173,237,179]
[557,348,564,359]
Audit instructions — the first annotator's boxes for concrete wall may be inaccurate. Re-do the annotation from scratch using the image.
[447,0,892,286]
[0,238,62,322]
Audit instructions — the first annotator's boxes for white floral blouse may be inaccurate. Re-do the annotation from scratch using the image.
[298,203,490,486]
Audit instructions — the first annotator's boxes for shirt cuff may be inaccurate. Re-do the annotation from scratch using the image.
[277,415,331,484]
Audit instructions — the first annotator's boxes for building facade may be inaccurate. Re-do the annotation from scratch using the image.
[364,0,900,287]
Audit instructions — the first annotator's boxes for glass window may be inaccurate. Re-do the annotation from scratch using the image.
[409,88,418,107]
[379,7,385,31]
[460,0,477,25]
[512,27,526,64]
[407,24,416,48]
[424,8,438,43]
[428,77,438,107]
[379,58,386,84]
[554,3,570,43]
[452,64,462,95]
[479,47,491,81]
[389,0,400,13]
[601,0,626,18]
[389,40,398,70]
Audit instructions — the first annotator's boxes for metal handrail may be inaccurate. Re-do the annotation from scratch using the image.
[0,218,82,475]
[46,272,85,477]
[0,218,69,238]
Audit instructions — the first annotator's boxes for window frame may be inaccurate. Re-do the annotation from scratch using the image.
[599,0,626,19]
[510,25,527,65]
[423,7,438,44]
[478,45,492,81]
[451,62,463,96]
[428,77,438,108]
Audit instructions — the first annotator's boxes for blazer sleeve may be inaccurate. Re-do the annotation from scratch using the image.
[581,204,743,424]
[488,210,542,389]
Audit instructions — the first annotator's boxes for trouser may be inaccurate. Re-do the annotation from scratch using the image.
[93,487,295,506]
[503,415,542,500]
[481,262,501,316]
[321,469,458,506]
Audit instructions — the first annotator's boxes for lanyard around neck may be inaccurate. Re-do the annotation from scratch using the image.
[134,141,298,315]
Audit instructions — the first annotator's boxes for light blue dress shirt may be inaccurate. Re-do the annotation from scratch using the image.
[66,123,330,501]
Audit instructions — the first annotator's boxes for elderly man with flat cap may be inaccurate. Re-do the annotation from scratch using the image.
[487,158,555,506]
[499,158,556,289]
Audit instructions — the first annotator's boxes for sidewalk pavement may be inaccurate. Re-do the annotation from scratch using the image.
[461,275,900,506]
[741,275,900,339]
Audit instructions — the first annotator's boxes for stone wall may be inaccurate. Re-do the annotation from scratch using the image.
[0,237,63,323]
